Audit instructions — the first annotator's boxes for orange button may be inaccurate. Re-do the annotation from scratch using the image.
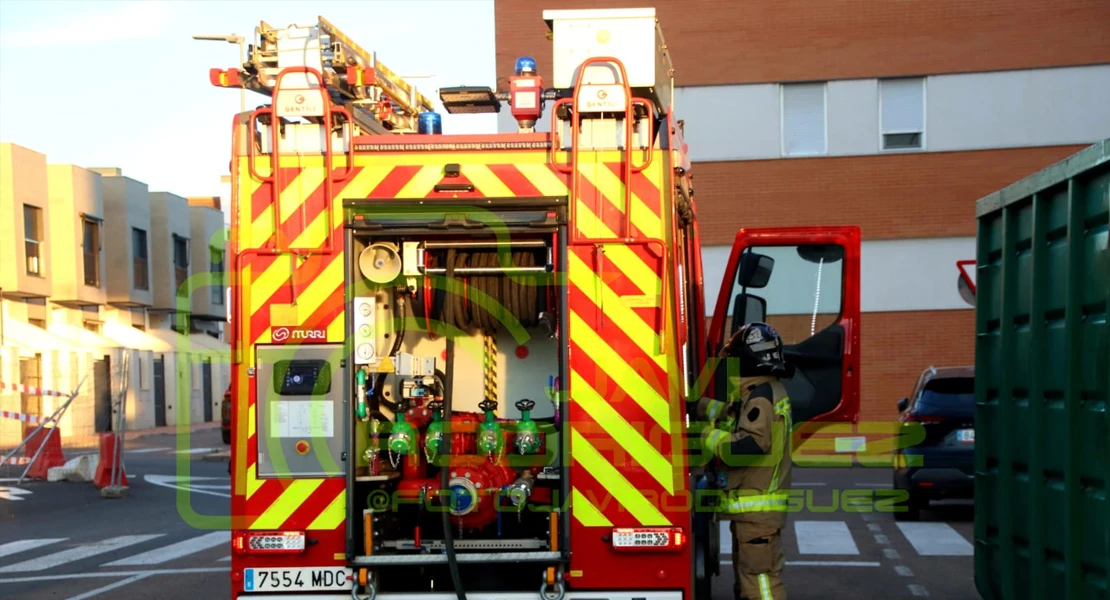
[295,440,310,455]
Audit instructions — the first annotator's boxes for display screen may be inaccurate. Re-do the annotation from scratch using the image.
[272,360,332,396]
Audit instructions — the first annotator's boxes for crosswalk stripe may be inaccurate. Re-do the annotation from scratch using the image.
[795,521,861,555]
[0,539,67,559]
[102,532,230,566]
[895,522,974,556]
[0,535,164,573]
[218,556,231,562]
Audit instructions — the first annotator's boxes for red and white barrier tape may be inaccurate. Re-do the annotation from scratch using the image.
[1,410,45,425]
[0,382,70,398]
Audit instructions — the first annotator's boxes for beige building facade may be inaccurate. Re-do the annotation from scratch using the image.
[0,142,230,448]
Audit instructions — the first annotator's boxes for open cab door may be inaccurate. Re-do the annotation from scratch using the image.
[706,226,862,426]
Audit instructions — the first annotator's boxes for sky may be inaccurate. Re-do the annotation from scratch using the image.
[0,0,498,224]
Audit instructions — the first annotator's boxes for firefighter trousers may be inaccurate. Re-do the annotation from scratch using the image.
[730,521,787,600]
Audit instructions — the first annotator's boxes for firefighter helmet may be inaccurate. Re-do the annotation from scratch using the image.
[724,322,793,377]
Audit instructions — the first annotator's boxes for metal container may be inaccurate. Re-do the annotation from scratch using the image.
[973,138,1109,600]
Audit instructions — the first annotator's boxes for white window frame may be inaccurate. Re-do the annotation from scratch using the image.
[780,82,828,158]
[878,77,927,152]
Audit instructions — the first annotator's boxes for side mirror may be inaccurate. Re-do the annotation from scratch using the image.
[897,398,909,413]
[731,293,767,335]
[738,252,774,288]
[797,244,844,265]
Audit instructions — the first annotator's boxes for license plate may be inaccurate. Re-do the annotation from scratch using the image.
[244,567,352,592]
[956,429,975,442]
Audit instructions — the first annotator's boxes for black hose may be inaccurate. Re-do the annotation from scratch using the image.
[426,250,541,331]
[441,249,467,600]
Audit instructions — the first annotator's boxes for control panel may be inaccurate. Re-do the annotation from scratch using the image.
[255,344,345,478]
[274,360,332,396]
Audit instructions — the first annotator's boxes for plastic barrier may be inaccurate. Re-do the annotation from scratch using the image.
[22,425,66,480]
[92,433,128,489]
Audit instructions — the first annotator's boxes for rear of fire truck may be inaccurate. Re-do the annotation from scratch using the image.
[214,8,863,600]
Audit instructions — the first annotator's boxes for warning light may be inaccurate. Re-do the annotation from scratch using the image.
[418,112,442,135]
[515,56,537,76]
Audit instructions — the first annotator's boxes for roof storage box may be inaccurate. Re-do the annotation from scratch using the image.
[544,8,674,112]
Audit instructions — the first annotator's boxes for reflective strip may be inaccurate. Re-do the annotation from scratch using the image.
[704,429,727,453]
[570,429,671,526]
[706,399,726,421]
[307,489,346,530]
[570,371,674,493]
[571,488,613,527]
[251,479,323,529]
[725,492,789,513]
[767,397,793,495]
[759,573,773,600]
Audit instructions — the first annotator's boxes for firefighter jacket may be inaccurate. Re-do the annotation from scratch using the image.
[701,375,793,531]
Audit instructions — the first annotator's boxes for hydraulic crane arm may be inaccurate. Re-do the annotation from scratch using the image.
[208,16,435,135]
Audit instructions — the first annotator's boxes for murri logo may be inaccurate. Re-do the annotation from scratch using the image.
[272,327,327,343]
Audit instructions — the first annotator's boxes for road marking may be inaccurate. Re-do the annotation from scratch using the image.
[0,539,67,559]
[722,560,880,567]
[218,556,231,562]
[0,535,164,573]
[144,474,231,499]
[174,448,218,455]
[895,565,914,577]
[102,531,230,566]
[65,573,151,600]
[895,522,974,556]
[794,521,860,555]
[793,482,827,487]
[883,548,901,560]
[125,447,170,454]
[867,523,882,533]
[0,566,229,583]
[0,486,32,501]
[854,482,893,488]
[909,583,930,597]
[874,534,890,545]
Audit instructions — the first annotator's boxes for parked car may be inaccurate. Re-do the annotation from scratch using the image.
[893,365,975,520]
[221,386,231,445]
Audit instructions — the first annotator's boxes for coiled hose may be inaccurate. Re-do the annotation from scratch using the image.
[424,251,541,332]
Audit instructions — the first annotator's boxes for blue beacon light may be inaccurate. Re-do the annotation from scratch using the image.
[417,111,442,134]
[515,56,537,76]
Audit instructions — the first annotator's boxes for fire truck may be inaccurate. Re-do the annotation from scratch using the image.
[210,8,862,600]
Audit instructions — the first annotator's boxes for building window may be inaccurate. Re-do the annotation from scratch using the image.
[210,247,224,306]
[781,83,827,157]
[82,217,101,287]
[28,318,46,329]
[173,234,189,295]
[880,77,926,151]
[23,204,43,276]
[132,227,149,290]
[83,321,101,334]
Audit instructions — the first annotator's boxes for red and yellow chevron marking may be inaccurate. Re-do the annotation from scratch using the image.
[231,148,682,534]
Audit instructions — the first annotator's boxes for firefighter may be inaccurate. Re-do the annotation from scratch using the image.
[702,322,794,600]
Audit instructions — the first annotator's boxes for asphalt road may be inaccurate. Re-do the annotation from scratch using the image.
[2,434,978,600]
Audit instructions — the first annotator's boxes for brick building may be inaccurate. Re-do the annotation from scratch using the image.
[492,0,1110,420]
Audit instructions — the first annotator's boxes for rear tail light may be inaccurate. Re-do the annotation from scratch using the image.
[611,527,686,552]
[234,531,306,554]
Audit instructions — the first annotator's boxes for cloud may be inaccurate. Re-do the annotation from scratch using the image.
[0,1,173,48]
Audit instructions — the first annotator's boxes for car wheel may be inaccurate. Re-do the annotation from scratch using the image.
[222,428,231,445]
